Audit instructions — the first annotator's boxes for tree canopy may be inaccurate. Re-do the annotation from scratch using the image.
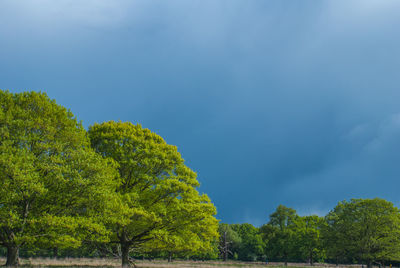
[296,215,326,265]
[88,121,219,267]
[0,91,118,266]
[324,198,400,268]
[261,205,298,265]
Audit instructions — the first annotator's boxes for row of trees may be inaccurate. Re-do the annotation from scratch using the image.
[219,199,400,268]
[0,90,219,267]
[2,90,400,268]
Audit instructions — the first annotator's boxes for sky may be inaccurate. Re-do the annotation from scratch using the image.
[1,0,400,226]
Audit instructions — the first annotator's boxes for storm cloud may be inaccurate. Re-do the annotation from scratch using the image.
[1,0,400,225]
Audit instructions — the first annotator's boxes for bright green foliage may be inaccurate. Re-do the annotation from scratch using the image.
[147,193,219,260]
[0,91,119,265]
[324,198,400,267]
[261,205,298,265]
[88,121,219,266]
[296,215,326,264]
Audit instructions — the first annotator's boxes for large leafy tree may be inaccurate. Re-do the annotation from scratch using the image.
[146,193,219,261]
[324,198,400,268]
[261,205,298,265]
[88,121,218,267]
[233,223,265,262]
[321,203,350,265]
[0,91,118,266]
[296,215,326,265]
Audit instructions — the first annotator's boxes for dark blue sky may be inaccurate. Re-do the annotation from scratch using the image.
[2,0,400,225]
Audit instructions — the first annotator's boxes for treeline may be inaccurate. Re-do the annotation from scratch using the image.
[0,90,219,267]
[219,199,400,268]
[4,197,399,268]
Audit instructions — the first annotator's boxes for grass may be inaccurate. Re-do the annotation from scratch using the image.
[0,257,370,268]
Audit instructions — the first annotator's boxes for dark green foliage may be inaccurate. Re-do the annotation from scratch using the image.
[218,223,242,261]
[323,198,400,268]
[218,223,264,262]
[235,224,265,261]
[261,205,300,264]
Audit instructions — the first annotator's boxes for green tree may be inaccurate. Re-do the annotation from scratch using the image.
[218,223,242,261]
[321,203,350,265]
[235,223,265,261]
[88,121,219,267]
[0,91,119,266]
[296,215,326,265]
[145,195,219,262]
[324,198,400,268]
[261,205,298,265]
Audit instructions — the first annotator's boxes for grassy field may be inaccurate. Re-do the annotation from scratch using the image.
[0,257,368,268]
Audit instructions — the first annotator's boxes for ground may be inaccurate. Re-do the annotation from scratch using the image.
[0,258,373,268]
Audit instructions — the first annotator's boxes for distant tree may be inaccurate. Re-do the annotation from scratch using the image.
[321,204,350,265]
[324,198,400,268]
[88,121,219,267]
[218,223,241,261]
[0,91,118,266]
[296,215,326,265]
[261,205,298,265]
[235,223,265,261]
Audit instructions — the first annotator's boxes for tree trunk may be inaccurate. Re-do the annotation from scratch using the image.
[168,252,172,262]
[367,261,372,268]
[121,243,131,267]
[223,231,227,261]
[284,253,288,266]
[53,247,58,259]
[309,250,313,266]
[6,245,19,267]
